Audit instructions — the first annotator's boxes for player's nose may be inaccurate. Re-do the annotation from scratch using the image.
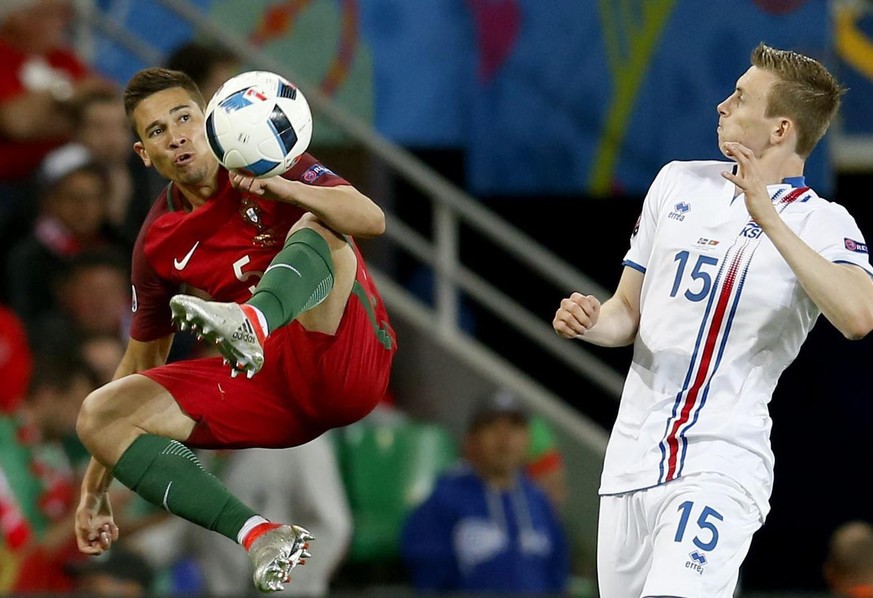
[168,127,188,147]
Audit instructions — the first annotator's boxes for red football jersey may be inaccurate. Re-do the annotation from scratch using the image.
[130,154,350,342]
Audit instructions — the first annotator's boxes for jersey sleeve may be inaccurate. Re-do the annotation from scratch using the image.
[285,153,350,187]
[804,203,873,277]
[623,161,673,272]
[129,227,177,342]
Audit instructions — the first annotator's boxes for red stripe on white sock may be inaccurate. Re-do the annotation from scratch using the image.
[242,522,281,552]
[240,304,268,345]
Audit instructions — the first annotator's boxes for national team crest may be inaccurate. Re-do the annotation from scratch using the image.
[239,196,280,247]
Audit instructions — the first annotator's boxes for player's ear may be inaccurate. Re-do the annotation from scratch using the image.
[771,117,793,147]
[134,141,152,167]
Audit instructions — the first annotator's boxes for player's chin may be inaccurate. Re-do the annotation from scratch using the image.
[176,164,210,186]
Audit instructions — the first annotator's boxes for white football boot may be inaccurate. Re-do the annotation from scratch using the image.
[169,294,265,378]
[248,524,314,592]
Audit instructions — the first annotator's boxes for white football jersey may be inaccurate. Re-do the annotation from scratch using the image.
[600,160,873,517]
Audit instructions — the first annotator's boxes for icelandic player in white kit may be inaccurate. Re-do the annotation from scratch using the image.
[554,43,873,597]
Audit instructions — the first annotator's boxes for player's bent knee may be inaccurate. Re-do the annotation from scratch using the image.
[287,214,345,248]
[76,380,133,449]
[76,386,111,448]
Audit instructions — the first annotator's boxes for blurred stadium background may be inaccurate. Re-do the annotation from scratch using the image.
[3,0,873,595]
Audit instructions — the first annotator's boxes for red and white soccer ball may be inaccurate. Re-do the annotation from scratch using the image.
[204,70,312,178]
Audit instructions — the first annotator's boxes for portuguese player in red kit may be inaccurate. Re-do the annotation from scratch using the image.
[73,67,396,593]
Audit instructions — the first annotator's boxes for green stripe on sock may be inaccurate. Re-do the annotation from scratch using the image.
[112,434,256,542]
[246,228,335,331]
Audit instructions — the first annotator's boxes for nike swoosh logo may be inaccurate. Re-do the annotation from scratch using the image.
[162,481,173,511]
[174,241,200,270]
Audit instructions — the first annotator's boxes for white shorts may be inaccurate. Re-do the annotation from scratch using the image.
[597,472,762,598]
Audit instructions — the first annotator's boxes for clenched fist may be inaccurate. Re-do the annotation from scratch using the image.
[553,292,601,338]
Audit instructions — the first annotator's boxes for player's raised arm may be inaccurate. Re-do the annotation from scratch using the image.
[230,172,386,239]
[756,223,873,339]
[722,141,873,340]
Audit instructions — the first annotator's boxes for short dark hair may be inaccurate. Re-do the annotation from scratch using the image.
[165,40,239,90]
[123,67,205,138]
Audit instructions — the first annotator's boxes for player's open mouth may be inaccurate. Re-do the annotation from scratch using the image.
[175,153,194,166]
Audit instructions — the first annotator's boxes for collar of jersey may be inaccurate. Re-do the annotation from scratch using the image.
[781,175,805,188]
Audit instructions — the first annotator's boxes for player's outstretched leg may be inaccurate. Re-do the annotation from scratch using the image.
[170,228,334,377]
[245,523,315,592]
[111,434,315,592]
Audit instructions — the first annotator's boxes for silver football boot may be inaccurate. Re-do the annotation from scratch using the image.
[169,294,265,378]
[248,524,314,593]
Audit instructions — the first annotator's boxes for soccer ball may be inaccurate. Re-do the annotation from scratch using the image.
[204,70,312,178]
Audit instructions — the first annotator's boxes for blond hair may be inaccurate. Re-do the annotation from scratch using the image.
[752,43,846,158]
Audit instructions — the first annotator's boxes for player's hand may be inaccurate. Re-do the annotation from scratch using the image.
[229,171,291,202]
[553,292,601,338]
[720,141,777,227]
[75,490,119,555]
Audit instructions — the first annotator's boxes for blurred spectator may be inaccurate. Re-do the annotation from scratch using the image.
[0,351,99,594]
[0,303,32,413]
[80,332,126,386]
[5,146,120,329]
[0,349,164,594]
[27,247,130,363]
[0,0,117,273]
[824,520,873,598]
[400,391,570,594]
[69,89,160,249]
[526,415,568,511]
[186,434,353,596]
[165,39,242,100]
[0,0,116,184]
[65,543,156,597]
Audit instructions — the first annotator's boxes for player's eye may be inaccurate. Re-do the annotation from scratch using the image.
[148,127,163,138]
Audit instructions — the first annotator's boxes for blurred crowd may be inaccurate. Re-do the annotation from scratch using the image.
[2,2,870,597]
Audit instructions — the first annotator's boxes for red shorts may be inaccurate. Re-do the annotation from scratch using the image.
[142,272,396,449]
